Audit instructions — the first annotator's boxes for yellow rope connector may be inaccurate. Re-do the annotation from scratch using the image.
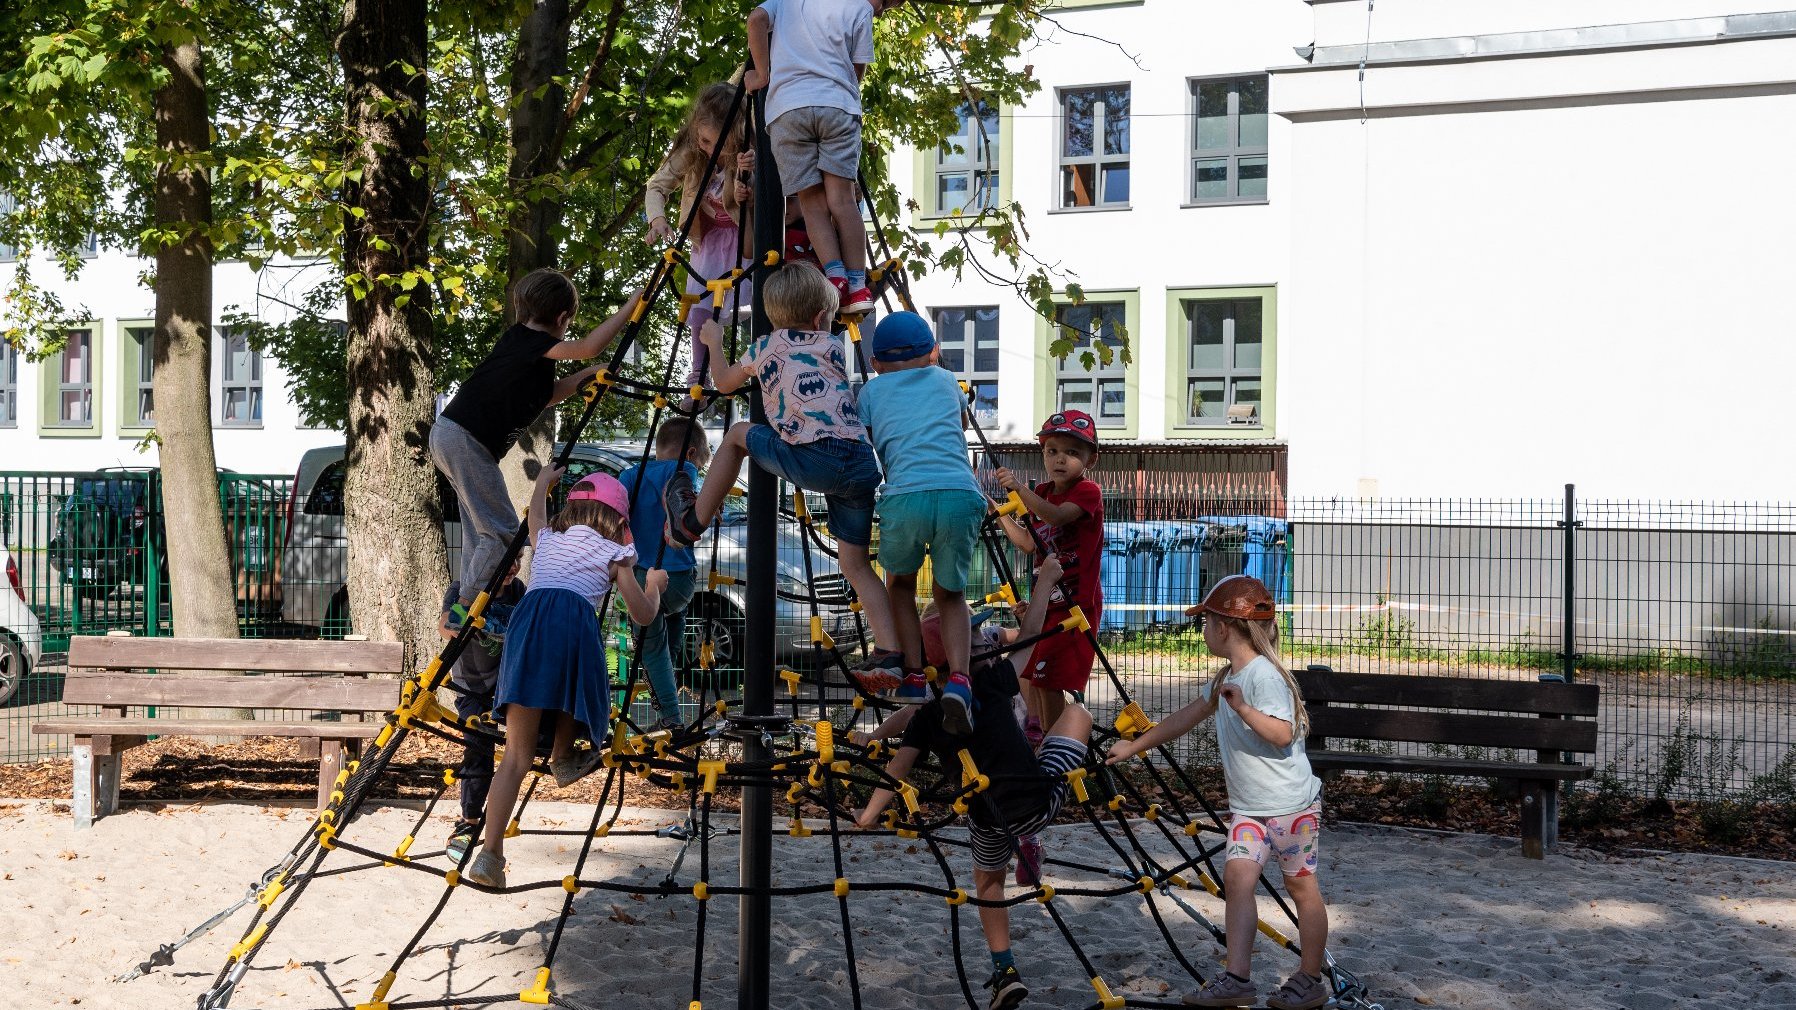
[810,615,834,650]
[708,570,739,589]
[1184,820,1200,837]
[662,246,681,264]
[1034,885,1056,903]
[957,750,990,793]
[692,881,710,901]
[833,877,850,898]
[1107,794,1125,812]
[678,292,702,315]
[1064,767,1089,803]
[654,393,668,409]
[714,698,729,716]
[444,869,461,888]
[593,823,611,838]
[848,598,863,613]
[815,720,834,765]
[374,723,394,749]
[984,582,1018,607]
[256,877,287,909]
[353,970,397,1010]
[995,491,1027,517]
[1090,975,1125,1010]
[866,737,884,760]
[228,923,268,963]
[563,875,580,894]
[390,835,414,863]
[845,320,862,343]
[789,816,811,838]
[958,379,970,394]
[707,275,737,308]
[781,668,802,696]
[316,823,337,849]
[690,1002,703,1010]
[505,818,521,839]
[762,248,781,267]
[945,888,969,906]
[1144,804,1161,822]
[1198,872,1222,897]
[786,781,805,803]
[520,966,553,1005]
[853,694,867,713]
[1257,920,1293,947]
[700,639,716,670]
[1137,875,1156,894]
[442,768,457,787]
[1060,607,1091,634]
[698,760,725,794]
[1113,700,1154,740]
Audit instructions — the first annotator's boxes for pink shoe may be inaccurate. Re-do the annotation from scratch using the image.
[1014,835,1043,887]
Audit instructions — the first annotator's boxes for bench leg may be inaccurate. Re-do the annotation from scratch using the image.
[69,740,122,829]
[317,739,345,810]
[1520,780,1559,859]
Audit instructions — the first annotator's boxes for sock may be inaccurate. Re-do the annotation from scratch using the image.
[1226,971,1251,984]
[823,259,847,280]
[990,949,1015,972]
[846,268,867,289]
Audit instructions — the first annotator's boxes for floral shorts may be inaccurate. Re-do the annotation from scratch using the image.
[1226,803,1322,878]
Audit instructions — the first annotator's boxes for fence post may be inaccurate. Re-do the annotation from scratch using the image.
[1557,483,1579,684]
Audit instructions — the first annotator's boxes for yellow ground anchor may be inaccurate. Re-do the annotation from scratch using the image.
[698,760,725,794]
[995,491,1027,517]
[1113,700,1154,739]
[780,668,802,696]
[520,966,553,1005]
[1090,975,1125,1009]
[353,970,397,1010]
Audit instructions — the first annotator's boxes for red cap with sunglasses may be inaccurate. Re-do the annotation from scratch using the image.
[1038,409,1098,448]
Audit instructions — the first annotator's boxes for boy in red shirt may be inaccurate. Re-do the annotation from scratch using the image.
[995,408,1104,885]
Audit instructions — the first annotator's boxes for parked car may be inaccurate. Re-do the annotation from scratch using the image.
[44,468,285,620]
[1,531,45,706]
[280,442,865,667]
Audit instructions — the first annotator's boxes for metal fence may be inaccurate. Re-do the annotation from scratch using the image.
[3,467,1791,801]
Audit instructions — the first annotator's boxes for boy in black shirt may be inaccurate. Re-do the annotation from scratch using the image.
[854,556,1093,1010]
[429,269,641,629]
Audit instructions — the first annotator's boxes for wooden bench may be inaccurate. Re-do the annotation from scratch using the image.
[33,636,405,827]
[1294,666,1600,859]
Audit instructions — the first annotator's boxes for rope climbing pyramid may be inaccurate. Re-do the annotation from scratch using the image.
[162,75,1386,1010]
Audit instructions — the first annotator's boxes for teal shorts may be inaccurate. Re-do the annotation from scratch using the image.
[876,490,987,592]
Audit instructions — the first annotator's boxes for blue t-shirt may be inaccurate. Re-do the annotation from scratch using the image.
[856,365,982,498]
[620,459,700,572]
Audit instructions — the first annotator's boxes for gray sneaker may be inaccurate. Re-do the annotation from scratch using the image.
[550,749,604,787]
[464,849,506,889]
[1183,973,1256,1007]
[1266,971,1328,1010]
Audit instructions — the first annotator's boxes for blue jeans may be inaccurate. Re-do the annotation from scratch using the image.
[743,428,880,546]
[633,566,696,723]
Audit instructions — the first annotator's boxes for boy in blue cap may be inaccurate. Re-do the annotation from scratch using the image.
[854,310,984,729]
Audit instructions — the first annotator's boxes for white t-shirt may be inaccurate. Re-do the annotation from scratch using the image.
[528,526,635,607]
[760,0,874,123]
[1201,656,1322,818]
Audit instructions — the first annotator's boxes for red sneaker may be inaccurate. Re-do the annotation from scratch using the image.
[842,286,875,315]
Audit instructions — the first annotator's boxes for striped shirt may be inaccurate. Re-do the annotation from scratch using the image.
[527,526,636,607]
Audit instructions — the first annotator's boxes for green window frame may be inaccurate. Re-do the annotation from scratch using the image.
[1163,286,1277,439]
[1035,290,1139,440]
[118,320,156,435]
[39,323,101,436]
[913,98,1012,225]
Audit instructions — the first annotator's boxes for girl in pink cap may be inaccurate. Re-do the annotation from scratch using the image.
[466,465,667,888]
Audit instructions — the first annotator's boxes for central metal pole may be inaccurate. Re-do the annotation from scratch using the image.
[737,87,780,1010]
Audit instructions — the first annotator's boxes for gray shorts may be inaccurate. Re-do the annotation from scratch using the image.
[768,106,862,195]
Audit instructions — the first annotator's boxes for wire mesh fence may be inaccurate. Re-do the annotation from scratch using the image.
[3,464,1791,802]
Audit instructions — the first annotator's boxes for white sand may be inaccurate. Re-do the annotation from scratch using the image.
[0,800,1792,1010]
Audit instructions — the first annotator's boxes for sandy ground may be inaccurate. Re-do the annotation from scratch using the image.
[0,800,1792,1010]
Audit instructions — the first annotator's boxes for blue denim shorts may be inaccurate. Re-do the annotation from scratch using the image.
[744,427,880,546]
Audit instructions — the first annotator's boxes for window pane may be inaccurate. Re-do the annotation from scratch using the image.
[1092,303,1126,350]
[138,390,155,425]
[1234,300,1263,369]
[62,389,90,423]
[1194,158,1229,201]
[1189,379,1226,420]
[63,333,89,383]
[1062,90,1096,157]
[1101,163,1130,204]
[973,311,999,372]
[1059,380,1093,413]
[1233,379,1262,420]
[0,390,13,425]
[1194,80,1231,149]
[1097,379,1126,421]
[1189,302,1227,370]
[971,380,998,423]
[1102,87,1130,155]
[975,171,999,210]
[1239,156,1268,198]
[132,328,154,382]
[1062,163,1096,208]
[1238,77,1269,147]
[248,388,263,422]
[937,173,969,215]
[224,388,247,422]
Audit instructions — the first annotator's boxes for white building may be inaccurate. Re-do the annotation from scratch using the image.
[7,1,1796,499]
[891,0,1796,500]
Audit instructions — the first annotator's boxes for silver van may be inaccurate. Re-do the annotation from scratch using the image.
[279,442,867,668]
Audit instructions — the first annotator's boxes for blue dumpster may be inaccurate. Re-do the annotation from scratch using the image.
[1099,521,1163,631]
[1197,515,1291,608]
[1156,521,1209,623]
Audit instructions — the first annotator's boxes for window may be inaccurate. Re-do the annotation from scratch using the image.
[218,327,263,427]
[932,307,999,425]
[1183,298,1263,425]
[933,101,1001,216]
[125,324,155,429]
[0,194,14,262]
[0,341,17,426]
[1058,85,1130,209]
[1189,76,1269,204]
[1053,302,1128,427]
[52,328,94,427]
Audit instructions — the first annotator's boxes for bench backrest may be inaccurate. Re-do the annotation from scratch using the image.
[64,636,405,714]
[1295,668,1599,754]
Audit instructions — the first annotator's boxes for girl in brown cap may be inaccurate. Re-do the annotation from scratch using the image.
[1107,574,1330,1010]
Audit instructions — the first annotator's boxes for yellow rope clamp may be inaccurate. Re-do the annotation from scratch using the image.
[520,966,553,1005]
[847,598,863,613]
[995,491,1027,517]
[593,823,611,838]
[1114,700,1153,740]
[1199,872,1222,897]
[815,721,834,765]
[655,394,668,409]
[714,699,729,716]
[1257,920,1293,946]
[810,615,834,651]
[1064,767,1089,803]
[678,292,702,315]
[316,823,338,849]
[853,694,867,712]
[442,768,457,786]
[1034,885,1056,903]
[700,640,716,670]
[1138,875,1156,894]
[693,881,710,901]
[833,877,850,898]
[866,737,883,759]
[390,835,414,864]
[228,923,268,963]
[1184,821,1200,837]
[789,816,810,838]
[958,380,970,395]
[444,869,461,887]
[353,971,398,1010]
[786,782,805,803]
[898,781,921,814]
[957,750,990,793]
[984,582,1018,607]
[1091,976,1125,1010]
[374,723,394,748]
[708,275,737,309]
[1061,606,1091,634]
[781,668,802,696]
[846,320,862,343]
[923,665,940,686]
[662,247,680,264]
[698,760,725,795]
[708,571,739,589]
[1144,804,1161,822]
[563,875,580,894]
[690,1003,703,1010]
[946,888,969,906]
[1108,794,1125,812]
[257,877,287,909]
[505,818,521,839]
[762,249,781,266]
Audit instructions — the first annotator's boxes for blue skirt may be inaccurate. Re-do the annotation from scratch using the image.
[496,588,611,743]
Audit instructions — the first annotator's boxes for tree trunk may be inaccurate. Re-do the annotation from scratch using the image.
[338,0,447,668]
[497,0,574,519]
[152,35,241,663]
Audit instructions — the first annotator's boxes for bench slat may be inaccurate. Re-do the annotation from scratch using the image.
[1310,750,1592,781]
[67,636,404,675]
[58,673,401,712]
[1310,706,1597,753]
[1296,668,1599,717]
[34,718,385,739]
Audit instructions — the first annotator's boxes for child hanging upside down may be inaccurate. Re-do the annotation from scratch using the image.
[854,556,1087,1010]
[661,262,902,673]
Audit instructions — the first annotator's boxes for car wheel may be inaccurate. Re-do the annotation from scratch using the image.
[0,634,24,707]
[681,594,742,688]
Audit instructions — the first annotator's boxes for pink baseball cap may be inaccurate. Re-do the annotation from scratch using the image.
[566,472,630,517]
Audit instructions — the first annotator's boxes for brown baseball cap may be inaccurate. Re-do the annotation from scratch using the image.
[1184,574,1276,620]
